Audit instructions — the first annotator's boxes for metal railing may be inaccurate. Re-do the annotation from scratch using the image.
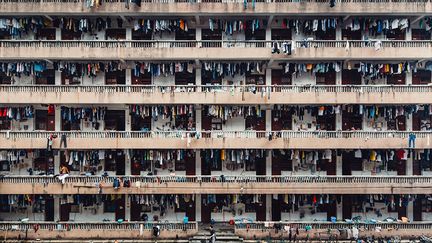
[1,175,432,184]
[0,40,431,49]
[0,222,198,231]
[0,131,430,139]
[235,221,432,231]
[0,0,429,3]
[1,84,432,94]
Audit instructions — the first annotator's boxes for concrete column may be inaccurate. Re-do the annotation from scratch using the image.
[407,200,414,221]
[266,151,272,176]
[265,68,272,85]
[406,157,413,176]
[196,28,202,41]
[266,194,272,221]
[336,26,342,41]
[125,68,132,85]
[53,196,60,221]
[195,68,202,86]
[406,72,413,85]
[195,150,201,176]
[54,154,60,174]
[406,114,413,131]
[195,194,202,222]
[265,28,271,41]
[335,111,342,131]
[336,70,342,85]
[406,28,412,41]
[126,28,132,41]
[125,149,131,176]
[55,71,61,85]
[55,106,61,132]
[125,106,132,132]
[195,106,202,132]
[337,200,343,220]
[336,155,343,176]
[125,195,131,221]
[55,28,61,40]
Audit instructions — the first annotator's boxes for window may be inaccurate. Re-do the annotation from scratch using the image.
[104,151,117,171]
[105,29,126,40]
[36,28,56,40]
[0,117,11,130]
[413,70,431,85]
[0,160,10,171]
[36,70,55,85]
[422,197,432,213]
[105,70,126,85]
[412,29,431,40]
[271,29,292,40]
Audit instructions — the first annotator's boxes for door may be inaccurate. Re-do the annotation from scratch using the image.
[342,110,362,130]
[60,203,70,221]
[115,196,126,221]
[342,69,361,85]
[115,153,125,175]
[316,71,336,85]
[130,201,142,221]
[327,200,337,221]
[342,195,352,220]
[271,69,291,86]
[397,160,406,175]
[387,73,406,85]
[271,195,281,221]
[45,197,54,221]
[325,156,337,175]
[185,154,196,176]
[397,204,407,219]
[317,114,336,131]
[412,70,431,85]
[413,196,423,221]
[255,157,266,176]
[342,153,352,175]
[185,198,196,221]
[413,160,422,176]
[255,196,266,221]
[201,194,211,223]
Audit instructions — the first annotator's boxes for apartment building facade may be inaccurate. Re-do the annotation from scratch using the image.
[0,0,432,241]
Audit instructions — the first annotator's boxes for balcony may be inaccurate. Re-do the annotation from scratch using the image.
[0,131,429,149]
[1,175,432,195]
[235,222,432,240]
[0,222,198,240]
[0,40,431,60]
[2,85,432,105]
[0,0,430,15]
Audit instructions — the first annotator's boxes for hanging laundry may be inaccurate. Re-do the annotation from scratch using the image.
[279,62,341,77]
[208,19,265,35]
[133,61,194,77]
[132,19,188,33]
[201,61,266,79]
[0,106,34,121]
[0,62,48,77]
[54,61,125,78]
[129,105,194,121]
[204,105,263,121]
[60,106,107,123]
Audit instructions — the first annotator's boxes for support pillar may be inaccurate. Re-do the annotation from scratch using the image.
[125,195,131,221]
[266,194,272,221]
[195,194,202,222]
[53,196,60,221]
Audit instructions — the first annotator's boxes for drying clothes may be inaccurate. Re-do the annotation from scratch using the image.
[280,18,339,35]
[130,105,194,121]
[132,19,188,33]
[346,17,410,36]
[280,62,341,76]
[0,106,34,121]
[0,17,48,38]
[61,106,106,123]
[201,61,266,79]
[0,62,48,77]
[208,18,266,35]
[52,17,113,33]
[357,62,416,80]
[204,105,263,121]
[131,149,194,168]
[133,62,194,77]
[54,61,126,77]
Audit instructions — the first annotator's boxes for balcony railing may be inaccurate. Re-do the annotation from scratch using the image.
[1,175,431,194]
[0,221,197,231]
[0,131,430,139]
[0,40,431,60]
[235,221,432,231]
[1,40,432,49]
[3,84,432,94]
[2,175,432,184]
